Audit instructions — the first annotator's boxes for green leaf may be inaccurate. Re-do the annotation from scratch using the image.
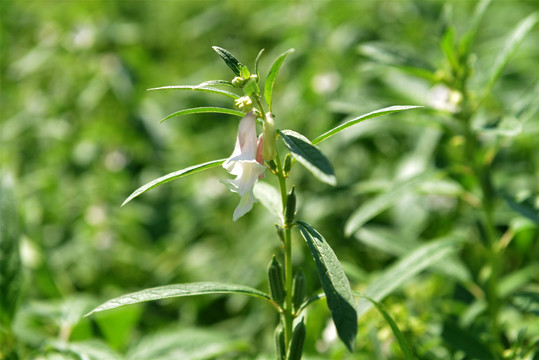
[358,42,436,81]
[127,327,250,360]
[484,12,538,96]
[312,105,423,145]
[0,176,22,328]
[253,182,284,225]
[502,194,539,224]
[212,46,249,78]
[122,159,225,206]
[356,235,463,318]
[49,340,122,360]
[344,171,433,236]
[198,80,235,87]
[264,48,295,112]
[254,48,265,77]
[279,130,336,186]
[148,85,240,99]
[297,221,357,352]
[355,295,414,360]
[160,107,244,123]
[86,282,272,316]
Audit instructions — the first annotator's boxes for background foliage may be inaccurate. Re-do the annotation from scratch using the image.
[1,0,538,359]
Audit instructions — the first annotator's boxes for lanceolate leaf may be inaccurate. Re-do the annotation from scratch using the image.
[264,48,295,112]
[86,282,272,317]
[255,48,265,77]
[198,80,235,87]
[297,221,357,352]
[0,177,22,328]
[122,159,225,206]
[484,12,538,96]
[212,46,249,78]
[355,295,414,360]
[148,85,240,99]
[356,236,463,318]
[160,107,244,123]
[344,171,433,236]
[312,105,423,145]
[279,130,336,186]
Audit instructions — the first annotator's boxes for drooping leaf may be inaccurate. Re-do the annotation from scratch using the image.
[312,105,423,145]
[212,46,249,78]
[253,182,284,225]
[502,193,539,224]
[358,42,436,81]
[160,107,244,123]
[297,221,357,352]
[344,171,433,236]
[148,85,240,99]
[122,159,225,206]
[279,130,336,186]
[86,282,272,316]
[49,340,122,360]
[356,236,463,318]
[355,295,414,360]
[127,326,250,360]
[0,176,22,328]
[483,12,538,96]
[264,48,295,112]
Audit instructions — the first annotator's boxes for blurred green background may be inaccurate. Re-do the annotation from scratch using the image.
[1,0,538,359]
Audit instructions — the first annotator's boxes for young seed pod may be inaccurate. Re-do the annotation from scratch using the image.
[275,224,285,243]
[286,319,306,360]
[285,187,296,225]
[274,323,286,360]
[283,153,293,177]
[267,256,285,305]
[292,270,306,314]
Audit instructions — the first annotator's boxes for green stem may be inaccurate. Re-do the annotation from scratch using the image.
[274,151,294,352]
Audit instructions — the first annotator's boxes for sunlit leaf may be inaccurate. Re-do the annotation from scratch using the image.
[484,12,538,95]
[160,107,244,123]
[297,221,357,352]
[122,159,225,206]
[49,340,122,360]
[356,235,463,318]
[312,105,423,145]
[0,176,22,328]
[253,182,284,225]
[355,295,414,360]
[198,80,234,87]
[212,46,249,78]
[279,130,336,186]
[86,282,272,316]
[264,48,295,112]
[127,326,250,360]
[345,171,433,236]
[148,85,240,99]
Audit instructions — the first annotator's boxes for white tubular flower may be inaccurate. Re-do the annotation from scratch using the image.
[222,111,266,221]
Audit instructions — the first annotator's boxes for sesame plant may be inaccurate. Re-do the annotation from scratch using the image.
[85,46,420,359]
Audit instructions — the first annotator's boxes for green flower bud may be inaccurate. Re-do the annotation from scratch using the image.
[274,323,286,360]
[283,153,293,177]
[292,270,306,313]
[232,76,246,88]
[262,112,276,161]
[234,96,253,112]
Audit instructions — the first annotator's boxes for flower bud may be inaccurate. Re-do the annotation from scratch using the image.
[286,319,306,360]
[267,256,285,305]
[232,76,246,88]
[262,112,276,161]
[234,96,253,112]
[283,153,293,177]
[292,270,306,313]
